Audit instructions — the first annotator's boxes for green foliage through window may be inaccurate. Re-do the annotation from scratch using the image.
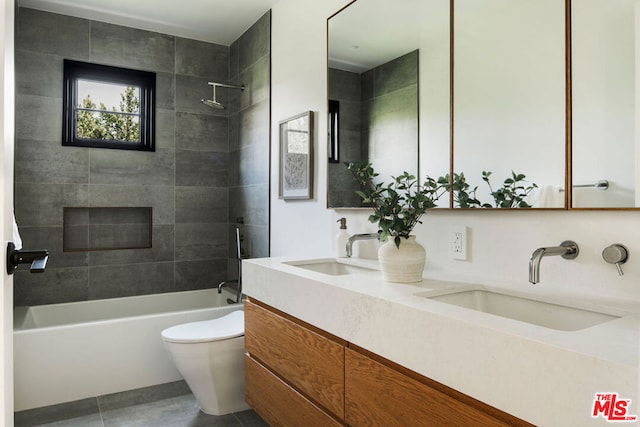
[76,86,141,143]
[63,60,155,151]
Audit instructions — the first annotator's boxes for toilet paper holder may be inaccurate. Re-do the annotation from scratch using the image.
[6,242,49,275]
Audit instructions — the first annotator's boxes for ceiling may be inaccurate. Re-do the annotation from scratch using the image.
[17,0,280,45]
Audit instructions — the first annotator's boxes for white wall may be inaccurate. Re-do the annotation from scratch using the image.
[270,0,352,258]
[271,0,640,304]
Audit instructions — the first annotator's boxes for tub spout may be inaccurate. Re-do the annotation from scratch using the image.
[217,281,232,294]
[528,240,579,284]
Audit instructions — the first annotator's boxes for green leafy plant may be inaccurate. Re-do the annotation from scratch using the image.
[440,171,538,208]
[346,161,446,248]
[77,87,140,142]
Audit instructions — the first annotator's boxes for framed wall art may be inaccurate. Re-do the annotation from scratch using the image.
[279,111,314,200]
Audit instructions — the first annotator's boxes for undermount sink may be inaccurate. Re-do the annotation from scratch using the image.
[423,289,621,331]
[284,259,377,276]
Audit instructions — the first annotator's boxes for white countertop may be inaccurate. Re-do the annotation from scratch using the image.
[243,256,639,426]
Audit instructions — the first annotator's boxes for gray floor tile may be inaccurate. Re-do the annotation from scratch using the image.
[101,394,241,427]
[15,398,101,427]
[15,381,267,427]
[233,409,270,427]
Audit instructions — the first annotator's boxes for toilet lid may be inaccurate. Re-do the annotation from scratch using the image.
[161,310,244,343]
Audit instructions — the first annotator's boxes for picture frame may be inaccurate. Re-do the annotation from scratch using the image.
[279,111,314,200]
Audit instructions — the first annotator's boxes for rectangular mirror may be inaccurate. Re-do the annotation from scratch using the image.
[327,0,450,208]
[453,0,566,208]
[571,0,635,208]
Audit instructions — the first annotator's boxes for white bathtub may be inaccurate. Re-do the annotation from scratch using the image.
[14,288,242,411]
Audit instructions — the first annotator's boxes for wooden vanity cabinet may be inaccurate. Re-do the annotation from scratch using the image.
[244,299,346,426]
[345,346,533,427]
[245,299,533,427]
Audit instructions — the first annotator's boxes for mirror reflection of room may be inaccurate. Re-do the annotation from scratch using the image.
[453,0,566,209]
[572,0,636,208]
[327,0,450,209]
[327,51,419,207]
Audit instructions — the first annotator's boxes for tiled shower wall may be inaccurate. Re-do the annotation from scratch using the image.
[327,50,418,208]
[13,8,270,306]
[228,11,271,270]
[327,67,363,207]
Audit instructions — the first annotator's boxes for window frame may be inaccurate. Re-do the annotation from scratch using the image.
[62,59,156,151]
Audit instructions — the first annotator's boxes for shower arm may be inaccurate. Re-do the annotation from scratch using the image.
[207,82,245,90]
[201,82,245,109]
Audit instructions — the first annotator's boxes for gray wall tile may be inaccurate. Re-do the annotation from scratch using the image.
[156,73,176,110]
[236,11,271,73]
[15,50,63,98]
[16,8,90,59]
[15,139,89,184]
[14,267,89,306]
[15,95,62,141]
[175,112,228,152]
[89,149,175,186]
[88,185,175,225]
[14,7,270,306]
[175,222,228,261]
[88,225,174,266]
[373,50,418,97]
[230,142,269,186]
[156,109,176,151]
[176,150,228,187]
[89,262,174,299]
[175,38,228,78]
[90,22,175,73]
[174,259,227,291]
[175,187,228,224]
[238,100,270,149]
[229,185,268,227]
[14,183,89,226]
[238,55,270,111]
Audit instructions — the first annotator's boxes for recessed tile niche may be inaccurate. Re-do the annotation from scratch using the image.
[63,207,152,252]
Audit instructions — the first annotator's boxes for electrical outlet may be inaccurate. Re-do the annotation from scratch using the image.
[450,226,467,261]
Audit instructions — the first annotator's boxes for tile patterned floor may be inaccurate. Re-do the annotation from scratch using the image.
[14,381,268,427]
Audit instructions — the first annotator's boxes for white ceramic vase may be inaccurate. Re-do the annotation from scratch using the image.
[378,235,426,283]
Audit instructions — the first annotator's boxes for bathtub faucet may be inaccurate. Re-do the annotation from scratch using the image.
[218,280,242,305]
[528,240,579,284]
[217,281,234,294]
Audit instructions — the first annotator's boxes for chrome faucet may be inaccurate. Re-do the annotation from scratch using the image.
[346,233,380,258]
[528,240,579,284]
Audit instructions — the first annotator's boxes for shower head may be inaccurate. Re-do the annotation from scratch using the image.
[201,98,225,109]
[201,81,245,110]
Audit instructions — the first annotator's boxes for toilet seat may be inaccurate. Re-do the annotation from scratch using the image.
[161,310,244,343]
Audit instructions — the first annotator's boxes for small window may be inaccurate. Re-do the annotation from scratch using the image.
[62,60,156,151]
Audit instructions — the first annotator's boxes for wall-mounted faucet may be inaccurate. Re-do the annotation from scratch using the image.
[528,240,579,284]
[6,242,49,275]
[346,233,380,258]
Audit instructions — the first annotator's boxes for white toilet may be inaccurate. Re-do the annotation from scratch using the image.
[161,310,249,415]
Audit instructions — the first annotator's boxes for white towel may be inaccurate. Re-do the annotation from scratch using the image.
[529,185,563,208]
[12,213,22,250]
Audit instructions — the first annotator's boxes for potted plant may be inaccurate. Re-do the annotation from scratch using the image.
[346,161,446,283]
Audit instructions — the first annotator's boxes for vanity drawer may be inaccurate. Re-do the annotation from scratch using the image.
[345,347,533,427]
[245,355,344,427]
[244,300,345,419]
